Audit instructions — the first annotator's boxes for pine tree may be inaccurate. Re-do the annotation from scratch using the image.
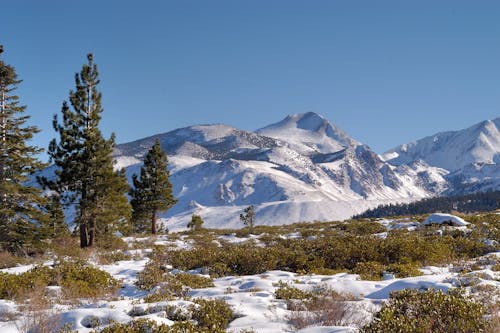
[239,205,255,230]
[41,194,68,239]
[41,54,131,248]
[0,45,48,253]
[187,214,204,232]
[130,139,176,234]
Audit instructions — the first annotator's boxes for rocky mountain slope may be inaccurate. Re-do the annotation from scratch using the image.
[383,118,500,195]
[114,112,448,230]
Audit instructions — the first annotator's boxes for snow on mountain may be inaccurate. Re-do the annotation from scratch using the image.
[384,117,500,194]
[114,112,442,230]
[257,111,358,154]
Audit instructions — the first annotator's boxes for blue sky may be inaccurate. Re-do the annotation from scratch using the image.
[2,0,500,158]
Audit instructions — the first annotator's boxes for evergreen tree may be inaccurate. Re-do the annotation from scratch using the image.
[41,54,131,248]
[41,194,68,239]
[239,205,255,230]
[130,139,176,234]
[187,214,204,232]
[0,45,48,253]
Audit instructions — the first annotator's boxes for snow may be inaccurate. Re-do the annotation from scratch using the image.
[384,117,500,194]
[0,231,498,333]
[422,213,469,226]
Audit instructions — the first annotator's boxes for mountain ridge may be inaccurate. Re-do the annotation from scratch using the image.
[113,112,453,230]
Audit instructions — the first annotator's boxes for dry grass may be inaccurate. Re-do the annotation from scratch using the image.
[14,286,61,333]
[286,289,362,330]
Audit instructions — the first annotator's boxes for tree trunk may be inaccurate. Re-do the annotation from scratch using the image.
[88,216,95,247]
[79,222,88,248]
[151,209,157,235]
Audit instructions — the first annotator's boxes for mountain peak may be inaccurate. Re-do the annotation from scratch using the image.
[289,112,328,132]
[257,112,359,154]
[384,117,500,172]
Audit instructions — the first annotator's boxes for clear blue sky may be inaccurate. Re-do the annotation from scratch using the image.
[2,0,500,158]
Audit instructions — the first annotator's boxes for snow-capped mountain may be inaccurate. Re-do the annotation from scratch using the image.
[114,112,446,230]
[384,118,500,194]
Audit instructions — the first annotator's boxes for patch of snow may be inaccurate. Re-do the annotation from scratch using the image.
[422,213,469,226]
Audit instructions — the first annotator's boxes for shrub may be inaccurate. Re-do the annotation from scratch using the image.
[136,261,213,298]
[0,261,119,300]
[274,282,311,301]
[135,260,167,291]
[54,260,120,299]
[387,262,422,278]
[0,251,26,269]
[360,289,488,333]
[191,298,233,332]
[97,250,132,264]
[174,273,214,289]
[286,289,360,330]
[353,261,385,280]
[98,319,170,332]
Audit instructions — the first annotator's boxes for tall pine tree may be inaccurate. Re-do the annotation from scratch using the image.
[130,139,176,234]
[0,45,48,253]
[42,54,131,248]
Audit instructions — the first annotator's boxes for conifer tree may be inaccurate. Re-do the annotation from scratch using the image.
[240,205,255,230]
[0,45,48,253]
[130,139,176,234]
[187,214,204,232]
[41,54,131,248]
[41,194,68,239]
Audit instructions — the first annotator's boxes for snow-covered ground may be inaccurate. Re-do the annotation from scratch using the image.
[0,216,498,333]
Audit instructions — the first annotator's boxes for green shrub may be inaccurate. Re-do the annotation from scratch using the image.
[191,298,233,332]
[387,262,422,278]
[135,260,166,291]
[0,261,119,300]
[361,289,488,333]
[55,260,120,299]
[174,273,214,289]
[98,319,170,333]
[353,261,385,280]
[136,261,213,298]
[0,265,52,299]
[97,250,132,264]
[274,281,311,300]
[337,220,386,235]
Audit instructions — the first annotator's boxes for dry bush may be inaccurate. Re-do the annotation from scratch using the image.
[470,284,500,332]
[0,251,26,269]
[50,236,91,261]
[286,289,361,330]
[14,286,61,333]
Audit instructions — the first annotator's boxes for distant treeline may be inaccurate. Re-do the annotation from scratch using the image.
[355,191,500,219]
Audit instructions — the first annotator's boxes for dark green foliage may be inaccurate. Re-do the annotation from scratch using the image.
[164,226,494,278]
[0,45,48,254]
[0,260,119,300]
[42,54,131,248]
[98,300,233,333]
[175,273,214,289]
[356,190,500,219]
[130,139,176,234]
[361,289,488,333]
[55,260,120,299]
[239,205,255,230]
[274,281,312,300]
[187,214,204,231]
[191,298,233,332]
[353,261,385,280]
[136,259,213,296]
[98,319,171,333]
[40,194,69,239]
